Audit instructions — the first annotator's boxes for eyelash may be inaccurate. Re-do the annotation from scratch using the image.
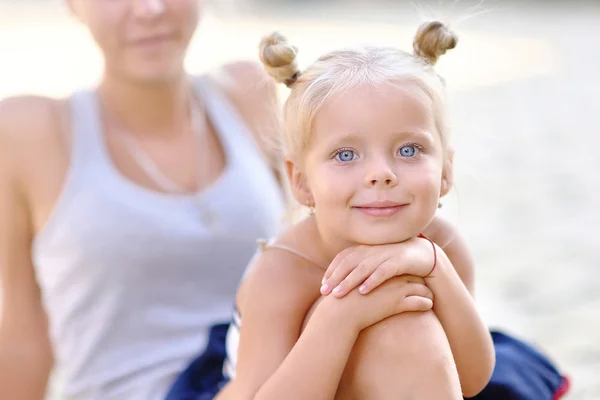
[331,147,356,160]
[398,142,426,157]
[330,143,426,161]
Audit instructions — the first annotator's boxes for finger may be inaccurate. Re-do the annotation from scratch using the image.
[389,280,434,300]
[403,281,434,301]
[322,246,361,285]
[357,258,397,295]
[331,256,384,298]
[321,247,368,295]
[393,274,427,286]
[398,296,433,313]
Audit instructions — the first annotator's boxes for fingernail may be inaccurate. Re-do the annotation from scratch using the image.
[320,284,329,294]
[321,277,326,285]
[359,285,367,294]
[332,286,342,295]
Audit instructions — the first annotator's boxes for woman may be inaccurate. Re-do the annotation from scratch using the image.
[0,1,286,399]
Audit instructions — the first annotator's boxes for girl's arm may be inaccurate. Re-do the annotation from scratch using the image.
[423,216,495,397]
[320,214,493,397]
[225,250,358,400]
[227,249,433,400]
[423,214,475,295]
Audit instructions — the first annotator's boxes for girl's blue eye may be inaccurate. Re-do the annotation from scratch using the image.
[398,145,417,157]
[335,150,356,162]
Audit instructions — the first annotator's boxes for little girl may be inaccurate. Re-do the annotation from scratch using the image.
[215,21,492,399]
[167,20,570,400]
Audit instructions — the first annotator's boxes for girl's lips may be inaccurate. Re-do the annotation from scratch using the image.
[354,204,408,217]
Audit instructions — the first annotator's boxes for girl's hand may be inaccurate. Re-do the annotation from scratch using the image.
[317,275,434,332]
[320,236,437,298]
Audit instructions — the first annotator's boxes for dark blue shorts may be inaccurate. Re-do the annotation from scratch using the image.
[469,331,570,400]
[164,324,230,400]
[165,328,569,400]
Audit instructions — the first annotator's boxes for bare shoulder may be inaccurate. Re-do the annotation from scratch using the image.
[0,95,65,158]
[238,247,322,317]
[237,224,323,319]
[423,213,458,248]
[424,214,475,294]
[210,61,282,166]
[0,95,62,131]
[218,60,277,104]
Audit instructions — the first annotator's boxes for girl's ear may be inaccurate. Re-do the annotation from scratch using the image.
[440,146,455,197]
[285,157,314,207]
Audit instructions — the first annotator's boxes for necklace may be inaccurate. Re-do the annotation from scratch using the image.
[115,92,219,227]
[118,92,208,194]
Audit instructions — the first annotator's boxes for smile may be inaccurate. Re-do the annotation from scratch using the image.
[353,202,408,217]
[131,34,174,49]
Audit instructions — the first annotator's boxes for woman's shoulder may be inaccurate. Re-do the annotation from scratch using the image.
[210,60,276,102]
[0,95,67,168]
[0,94,63,125]
[204,60,277,121]
[204,61,282,163]
[0,95,66,148]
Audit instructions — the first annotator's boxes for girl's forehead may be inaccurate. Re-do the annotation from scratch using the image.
[313,83,435,133]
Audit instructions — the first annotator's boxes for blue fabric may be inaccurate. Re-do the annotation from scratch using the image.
[165,328,568,400]
[467,331,568,399]
[164,324,230,400]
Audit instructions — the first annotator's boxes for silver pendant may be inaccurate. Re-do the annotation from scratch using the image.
[200,207,218,226]
[196,195,219,229]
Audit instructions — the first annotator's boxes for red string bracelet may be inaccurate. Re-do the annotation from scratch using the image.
[417,233,437,277]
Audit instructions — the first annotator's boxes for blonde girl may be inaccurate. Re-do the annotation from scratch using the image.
[215,20,494,399]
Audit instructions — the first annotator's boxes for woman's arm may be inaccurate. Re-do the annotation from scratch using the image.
[0,97,55,400]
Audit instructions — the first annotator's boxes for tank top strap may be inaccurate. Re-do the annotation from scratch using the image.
[190,75,260,164]
[69,78,261,174]
[68,89,107,170]
[256,238,322,267]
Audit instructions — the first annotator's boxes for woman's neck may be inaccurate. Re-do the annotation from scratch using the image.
[98,71,193,138]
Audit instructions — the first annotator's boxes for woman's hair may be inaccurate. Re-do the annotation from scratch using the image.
[258,20,458,163]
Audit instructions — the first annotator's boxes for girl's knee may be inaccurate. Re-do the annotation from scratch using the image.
[360,310,449,354]
[341,311,461,399]
[353,310,458,380]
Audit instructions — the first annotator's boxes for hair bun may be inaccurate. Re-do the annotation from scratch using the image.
[413,21,458,65]
[259,32,300,87]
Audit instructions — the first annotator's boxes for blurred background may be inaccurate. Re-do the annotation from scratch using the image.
[1,0,598,399]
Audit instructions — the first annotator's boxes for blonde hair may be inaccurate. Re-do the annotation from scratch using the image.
[259,21,458,163]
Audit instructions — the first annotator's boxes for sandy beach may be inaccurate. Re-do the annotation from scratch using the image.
[0,1,598,398]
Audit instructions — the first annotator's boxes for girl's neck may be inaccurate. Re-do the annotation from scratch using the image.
[98,71,193,138]
[308,216,357,266]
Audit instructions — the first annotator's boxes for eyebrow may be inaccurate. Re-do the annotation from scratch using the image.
[390,130,435,143]
[328,129,435,147]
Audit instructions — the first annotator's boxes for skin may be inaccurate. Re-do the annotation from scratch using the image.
[0,1,282,399]
[302,83,447,249]
[221,82,494,399]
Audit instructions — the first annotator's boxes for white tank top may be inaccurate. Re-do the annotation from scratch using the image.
[31,76,285,400]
